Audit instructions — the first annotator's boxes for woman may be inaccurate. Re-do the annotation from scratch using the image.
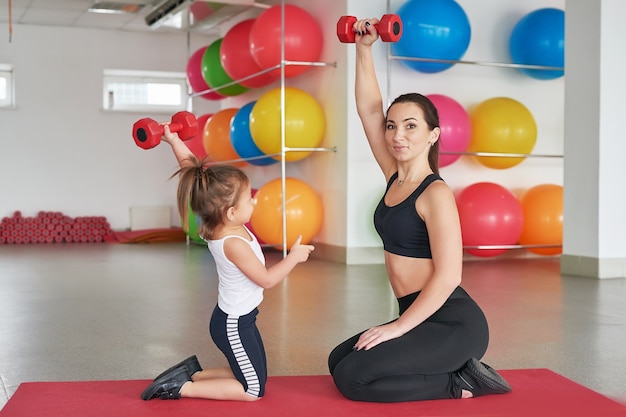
[328,17,512,402]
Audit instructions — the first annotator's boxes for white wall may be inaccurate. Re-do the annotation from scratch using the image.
[562,1,601,259]
[597,1,626,260]
[0,1,350,249]
[0,23,219,229]
[1,0,573,265]
[561,0,626,278]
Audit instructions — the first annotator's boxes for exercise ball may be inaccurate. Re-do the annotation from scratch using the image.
[391,0,471,73]
[184,200,204,243]
[250,177,323,249]
[201,38,249,97]
[468,97,537,169]
[203,108,245,166]
[509,8,565,80]
[245,188,264,244]
[519,184,563,255]
[221,19,278,88]
[249,87,325,162]
[427,94,471,167]
[187,46,225,100]
[250,5,323,78]
[231,101,277,166]
[189,1,219,21]
[185,113,212,160]
[456,182,524,257]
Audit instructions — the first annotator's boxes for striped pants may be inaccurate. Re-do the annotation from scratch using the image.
[209,305,267,398]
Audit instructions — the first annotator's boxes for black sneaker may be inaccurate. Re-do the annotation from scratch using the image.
[154,355,202,381]
[456,358,512,397]
[141,366,191,400]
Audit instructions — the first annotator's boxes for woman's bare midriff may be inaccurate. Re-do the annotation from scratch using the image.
[384,251,434,298]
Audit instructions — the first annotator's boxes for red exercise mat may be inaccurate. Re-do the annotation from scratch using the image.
[1,370,625,417]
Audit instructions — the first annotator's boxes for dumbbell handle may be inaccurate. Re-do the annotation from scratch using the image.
[163,121,185,133]
[367,22,383,33]
[136,119,187,141]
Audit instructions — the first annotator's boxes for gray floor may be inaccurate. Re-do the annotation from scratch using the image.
[1,243,625,410]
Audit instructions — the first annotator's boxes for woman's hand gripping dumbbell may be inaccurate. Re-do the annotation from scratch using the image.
[336,14,402,43]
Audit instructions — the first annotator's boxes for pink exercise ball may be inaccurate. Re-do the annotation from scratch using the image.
[220,19,278,88]
[250,5,323,79]
[456,182,524,257]
[427,94,471,167]
[187,46,225,101]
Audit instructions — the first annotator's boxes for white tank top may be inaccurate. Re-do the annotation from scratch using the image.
[206,227,265,316]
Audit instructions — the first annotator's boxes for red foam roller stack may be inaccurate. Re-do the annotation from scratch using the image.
[0,210,114,245]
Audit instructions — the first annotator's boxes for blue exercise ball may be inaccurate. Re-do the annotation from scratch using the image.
[509,8,565,80]
[230,101,277,166]
[391,0,471,73]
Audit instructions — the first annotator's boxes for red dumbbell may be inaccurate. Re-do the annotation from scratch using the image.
[132,111,199,150]
[336,14,402,43]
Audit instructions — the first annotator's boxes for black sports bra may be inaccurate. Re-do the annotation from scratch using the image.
[373,173,442,258]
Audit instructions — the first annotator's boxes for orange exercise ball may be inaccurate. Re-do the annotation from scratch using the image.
[468,97,537,169]
[203,108,245,166]
[519,184,563,255]
[250,177,323,250]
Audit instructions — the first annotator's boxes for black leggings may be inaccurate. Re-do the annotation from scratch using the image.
[328,286,489,402]
[209,306,267,398]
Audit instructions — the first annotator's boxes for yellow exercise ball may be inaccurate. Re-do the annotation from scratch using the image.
[249,87,325,162]
[468,97,537,169]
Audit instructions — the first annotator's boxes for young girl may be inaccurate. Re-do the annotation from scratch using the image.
[141,125,315,402]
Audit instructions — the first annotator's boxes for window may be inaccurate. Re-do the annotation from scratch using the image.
[103,69,189,113]
[0,64,15,108]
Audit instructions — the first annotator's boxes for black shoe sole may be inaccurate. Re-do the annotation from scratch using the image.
[142,367,190,400]
[466,358,512,393]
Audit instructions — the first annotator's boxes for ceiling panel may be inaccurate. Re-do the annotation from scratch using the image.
[0,1,176,32]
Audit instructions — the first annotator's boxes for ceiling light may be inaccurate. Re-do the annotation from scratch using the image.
[88,2,146,14]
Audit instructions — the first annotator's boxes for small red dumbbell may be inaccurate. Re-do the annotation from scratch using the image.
[336,14,402,43]
[132,111,199,150]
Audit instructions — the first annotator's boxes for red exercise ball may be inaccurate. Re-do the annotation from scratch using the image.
[456,182,524,258]
[250,5,323,78]
[221,19,278,88]
[185,113,212,160]
[201,38,249,97]
[519,184,563,256]
[187,46,225,101]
